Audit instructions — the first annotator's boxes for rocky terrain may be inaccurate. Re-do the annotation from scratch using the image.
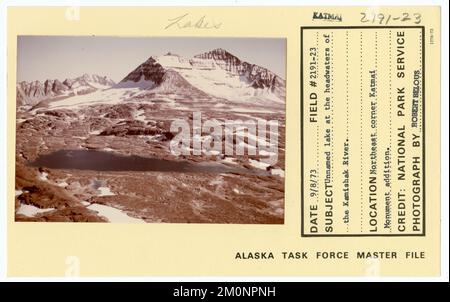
[15,49,285,224]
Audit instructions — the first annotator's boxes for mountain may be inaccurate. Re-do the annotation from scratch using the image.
[116,57,165,89]
[63,74,115,90]
[117,49,285,102]
[16,74,115,106]
[194,48,284,92]
[39,49,285,110]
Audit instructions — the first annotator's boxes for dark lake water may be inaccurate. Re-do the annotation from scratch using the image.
[30,149,263,174]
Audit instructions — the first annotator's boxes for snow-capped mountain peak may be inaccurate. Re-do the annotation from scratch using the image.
[117,49,285,102]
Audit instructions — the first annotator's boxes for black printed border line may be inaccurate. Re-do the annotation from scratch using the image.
[300,26,425,237]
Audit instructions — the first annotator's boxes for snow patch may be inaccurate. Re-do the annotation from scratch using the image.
[87,204,145,223]
[17,204,54,217]
[259,150,277,157]
[134,109,146,122]
[271,169,285,178]
[38,172,48,181]
[98,186,115,196]
[203,150,220,156]
[73,136,88,140]
[249,159,270,170]
[15,190,25,197]
[222,157,237,165]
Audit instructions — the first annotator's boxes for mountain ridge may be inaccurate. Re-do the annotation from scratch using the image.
[118,48,285,102]
[17,74,115,106]
[18,48,285,108]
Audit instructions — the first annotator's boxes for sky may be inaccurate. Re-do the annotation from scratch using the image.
[17,36,286,83]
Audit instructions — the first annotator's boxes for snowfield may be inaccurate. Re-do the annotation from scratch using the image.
[49,87,141,109]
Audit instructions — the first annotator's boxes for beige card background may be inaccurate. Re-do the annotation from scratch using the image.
[7,6,441,277]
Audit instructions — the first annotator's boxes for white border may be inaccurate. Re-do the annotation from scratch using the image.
[0,0,448,282]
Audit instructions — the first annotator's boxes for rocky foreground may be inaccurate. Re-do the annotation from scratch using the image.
[15,97,285,223]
